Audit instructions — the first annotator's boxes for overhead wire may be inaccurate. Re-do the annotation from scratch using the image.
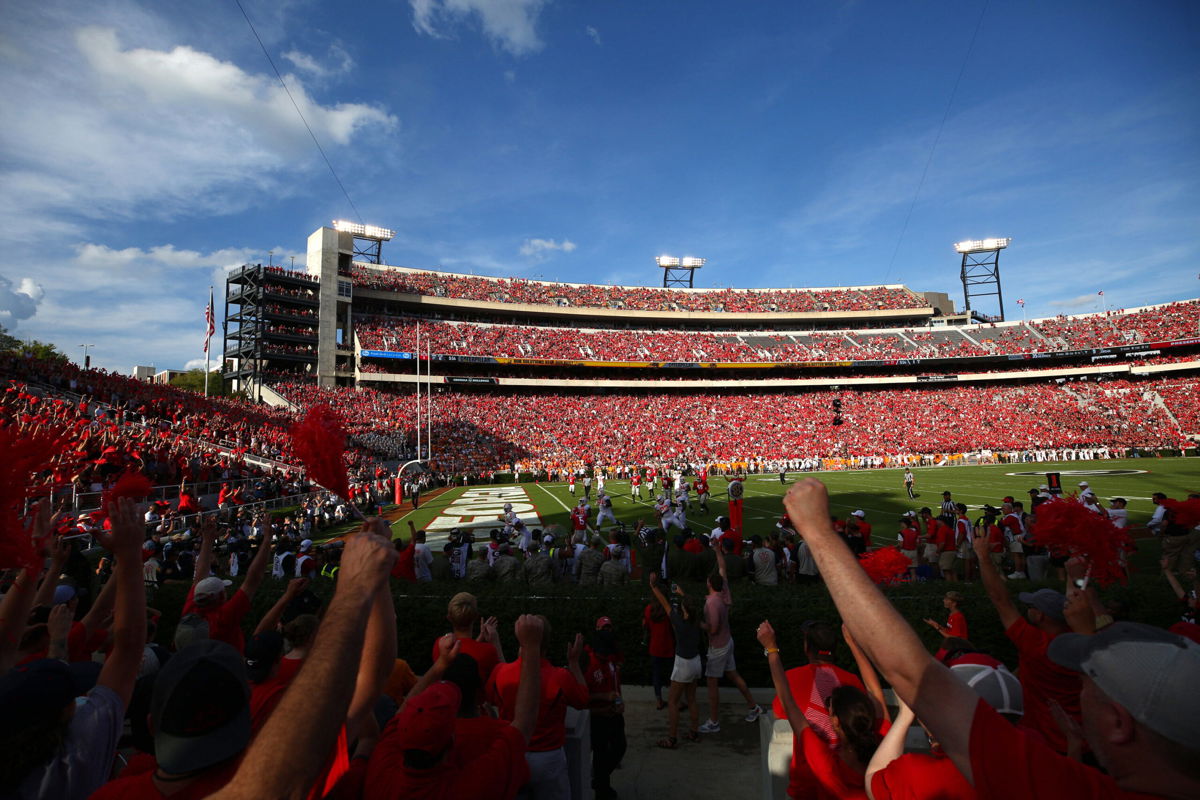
[882,0,991,282]
[232,0,364,224]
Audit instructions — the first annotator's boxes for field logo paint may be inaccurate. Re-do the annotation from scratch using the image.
[425,486,544,532]
[1005,469,1148,477]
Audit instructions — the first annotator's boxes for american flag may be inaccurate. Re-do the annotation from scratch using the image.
[1098,290,1104,296]
[1017,298,1025,307]
[203,287,215,353]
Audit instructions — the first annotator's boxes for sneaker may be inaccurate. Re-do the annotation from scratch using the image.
[1007,571,1027,579]
[697,719,721,734]
[745,704,765,723]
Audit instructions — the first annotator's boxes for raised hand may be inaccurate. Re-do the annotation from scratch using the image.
[436,633,461,666]
[756,620,778,651]
[783,478,830,533]
[567,632,584,664]
[515,614,545,650]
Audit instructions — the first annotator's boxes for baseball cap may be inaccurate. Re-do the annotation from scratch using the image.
[0,659,83,729]
[173,613,211,650]
[194,576,232,601]
[244,631,284,684]
[595,616,614,630]
[543,534,554,544]
[948,653,1023,719]
[1018,589,1067,623]
[851,510,865,518]
[1048,622,1200,748]
[299,539,313,552]
[53,584,77,605]
[152,641,251,774]
[392,682,460,754]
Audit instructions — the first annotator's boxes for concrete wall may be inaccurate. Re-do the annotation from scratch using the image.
[308,227,350,387]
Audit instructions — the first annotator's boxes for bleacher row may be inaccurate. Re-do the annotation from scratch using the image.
[350,265,927,312]
[354,300,1200,364]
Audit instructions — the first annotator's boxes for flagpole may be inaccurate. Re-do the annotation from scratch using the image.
[204,286,213,397]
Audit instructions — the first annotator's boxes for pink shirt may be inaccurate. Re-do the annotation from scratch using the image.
[704,586,733,648]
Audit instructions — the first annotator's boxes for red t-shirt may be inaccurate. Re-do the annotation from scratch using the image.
[429,635,500,689]
[1004,618,1081,754]
[773,663,865,799]
[800,726,869,800]
[985,524,1005,553]
[643,604,675,659]
[945,610,968,640]
[898,528,920,550]
[683,538,704,554]
[869,750,974,800]
[183,585,251,653]
[968,698,1160,800]
[485,657,589,752]
[392,545,416,582]
[364,716,528,800]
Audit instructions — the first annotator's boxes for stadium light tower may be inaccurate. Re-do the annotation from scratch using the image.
[332,219,396,264]
[954,237,1011,321]
[657,255,705,288]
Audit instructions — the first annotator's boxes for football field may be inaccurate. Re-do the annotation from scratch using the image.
[390,457,1198,557]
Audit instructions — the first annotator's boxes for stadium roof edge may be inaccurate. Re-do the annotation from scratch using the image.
[349,261,919,294]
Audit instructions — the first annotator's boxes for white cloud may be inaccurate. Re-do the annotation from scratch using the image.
[282,43,354,79]
[519,238,577,258]
[1048,293,1107,310]
[0,274,45,329]
[0,25,397,243]
[410,0,549,56]
[585,26,601,46]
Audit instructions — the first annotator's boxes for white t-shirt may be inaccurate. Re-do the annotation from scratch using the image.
[1107,508,1128,529]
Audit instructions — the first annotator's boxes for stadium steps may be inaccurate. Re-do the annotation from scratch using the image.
[1147,391,1181,429]
[1025,323,1051,343]
[897,331,920,349]
[956,328,984,350]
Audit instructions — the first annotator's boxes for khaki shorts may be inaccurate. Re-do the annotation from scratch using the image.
[901,549,918,566]
[1009,540,1024,553]
[923,544,940,563]
[938,551,957,571]
[990,552,1004,569]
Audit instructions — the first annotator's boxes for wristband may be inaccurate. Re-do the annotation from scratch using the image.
[763,647,780,656]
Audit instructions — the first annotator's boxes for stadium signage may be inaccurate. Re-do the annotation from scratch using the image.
[916,374,959,382]
[425,486,544,533]
[357,337,1197,371]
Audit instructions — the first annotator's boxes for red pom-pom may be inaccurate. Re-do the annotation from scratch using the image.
[858,546,912,585]
[1031,496,1131,587]
[0,421,70,575]
[100,470,154,512]
[290,405,350,499]
[1162,498,1200,530]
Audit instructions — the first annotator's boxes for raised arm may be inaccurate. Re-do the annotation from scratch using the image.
[192,515,218,583]
[237,516,274,600]
[648,573,672,615]
[31,532,72,608]
[865,698,917,800]
[1160,557,1186,600]
[347,521,398,735]
[95,498,148,708]
[253,578,308,636]
[510,614,545,744]
[756,621,808,735]
[211,522,396,800]
[972,535,1020,629]
[843,624,890,723]
[714,540,728,580]
[0,502,52,671]
[784,479,980,783]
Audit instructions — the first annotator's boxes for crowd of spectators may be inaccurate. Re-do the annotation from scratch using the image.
[271,377,1196,476]
[353,300,1200,365]
[351,265,927,313]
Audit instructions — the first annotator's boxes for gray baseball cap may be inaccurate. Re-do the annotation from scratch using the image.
[1018,589,1067,623]
[1048,622,1200,748]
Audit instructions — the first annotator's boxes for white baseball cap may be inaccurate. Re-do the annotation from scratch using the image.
[851,510,865,518]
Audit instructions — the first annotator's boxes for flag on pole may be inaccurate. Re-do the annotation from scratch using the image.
[1017,298,1025,307]
[203,288,215,353]
[1097,290,1104,296]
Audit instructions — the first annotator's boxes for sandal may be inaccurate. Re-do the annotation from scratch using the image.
[657,736,678,749]
[683,730,700,742]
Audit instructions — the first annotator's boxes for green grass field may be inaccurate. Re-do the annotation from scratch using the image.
[387,457,1197,571]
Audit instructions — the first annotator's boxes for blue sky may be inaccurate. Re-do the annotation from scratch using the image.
[0,0,1197,373]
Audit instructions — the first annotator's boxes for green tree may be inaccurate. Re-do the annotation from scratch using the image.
[0,325,19,352]
[169,368,237,397]
[21,340,67,361]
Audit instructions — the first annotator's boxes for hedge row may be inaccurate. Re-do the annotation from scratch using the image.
[148,565,1183,689]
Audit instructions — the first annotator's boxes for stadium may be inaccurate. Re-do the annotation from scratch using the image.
[4,2,1200,799]
[216,222,1199,483]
